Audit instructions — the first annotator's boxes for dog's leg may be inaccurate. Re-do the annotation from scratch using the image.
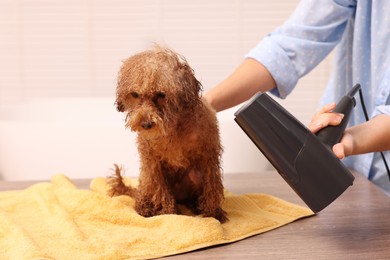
[196,164,228,223]
[135,162,178,217]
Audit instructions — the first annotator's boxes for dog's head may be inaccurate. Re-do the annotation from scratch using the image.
[115,45,202,138]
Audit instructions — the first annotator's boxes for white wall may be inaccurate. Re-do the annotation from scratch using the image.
[0,0,332,180]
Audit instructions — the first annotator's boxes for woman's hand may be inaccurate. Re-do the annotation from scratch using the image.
[308,103,344,133]
[308,103,353,159]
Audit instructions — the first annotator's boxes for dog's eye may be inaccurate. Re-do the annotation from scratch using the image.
[130,92,139,98]
[156,92,166,99]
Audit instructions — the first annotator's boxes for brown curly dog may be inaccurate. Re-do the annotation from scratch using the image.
[108,45,227,223]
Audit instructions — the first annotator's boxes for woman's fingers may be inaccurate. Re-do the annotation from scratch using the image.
[316,102,337,115]
[308,103,344,133]
[332,143,346,159]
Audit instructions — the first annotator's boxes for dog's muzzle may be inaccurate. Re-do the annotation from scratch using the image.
[126,103,160,132]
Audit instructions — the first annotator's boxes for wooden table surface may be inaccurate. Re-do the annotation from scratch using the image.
[1,171,389,259]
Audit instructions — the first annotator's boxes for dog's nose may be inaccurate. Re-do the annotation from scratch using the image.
[116,101,125,112]
[141,121,154,129]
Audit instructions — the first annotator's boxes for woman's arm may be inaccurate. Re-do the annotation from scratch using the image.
[309,103,390,158]
[343,114,390,155]
[205,1,354,112]
[204,59,276,112]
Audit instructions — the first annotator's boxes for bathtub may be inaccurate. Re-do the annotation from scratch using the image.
[0,98,270,181]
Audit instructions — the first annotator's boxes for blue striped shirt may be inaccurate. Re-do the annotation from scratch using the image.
[246,0,390,195]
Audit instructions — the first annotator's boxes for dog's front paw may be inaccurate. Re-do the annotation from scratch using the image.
[136,200,178,218]
[203,207,228,223]
[136,201,157,218]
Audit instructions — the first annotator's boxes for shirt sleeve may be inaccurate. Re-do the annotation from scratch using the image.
[372,105,390,117]
[372,66,390,117]
[246,0,355,98]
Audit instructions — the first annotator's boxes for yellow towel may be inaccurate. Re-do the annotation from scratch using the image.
[0,174,313,259]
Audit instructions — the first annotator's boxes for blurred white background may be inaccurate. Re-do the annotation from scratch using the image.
[0,0,331,181]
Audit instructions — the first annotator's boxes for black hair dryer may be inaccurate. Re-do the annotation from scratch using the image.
[234,84,361,213]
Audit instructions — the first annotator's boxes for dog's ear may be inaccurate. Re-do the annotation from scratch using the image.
[179,63,202,100]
